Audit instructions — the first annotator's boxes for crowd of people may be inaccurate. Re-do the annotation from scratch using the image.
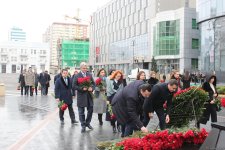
[18,67,51,96]
[53,62,218,138]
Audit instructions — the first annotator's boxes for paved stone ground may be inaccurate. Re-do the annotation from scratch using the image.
[0,73,225,150]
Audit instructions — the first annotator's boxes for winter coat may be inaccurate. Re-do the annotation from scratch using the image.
[143,83,174,115]
[25,71,35,86]
[93,77,107,113]
[19,73,26,87]
[148,77,159,87]
[55,76,74,105]
[39,73,48,85]
[72,72,95,107]
[112,80,145,129]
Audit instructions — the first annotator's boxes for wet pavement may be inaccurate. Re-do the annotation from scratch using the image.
[0,73,225,150]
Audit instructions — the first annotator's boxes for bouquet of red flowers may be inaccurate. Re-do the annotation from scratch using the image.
[95,78,106,91]
[78,76,92,88]
[58,100,68,111]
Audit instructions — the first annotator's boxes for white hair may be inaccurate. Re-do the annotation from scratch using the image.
[80,62,87,68]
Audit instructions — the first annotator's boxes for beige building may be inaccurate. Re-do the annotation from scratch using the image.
[43,22,88,74]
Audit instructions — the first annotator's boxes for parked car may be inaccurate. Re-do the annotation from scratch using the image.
[128,68,150,80]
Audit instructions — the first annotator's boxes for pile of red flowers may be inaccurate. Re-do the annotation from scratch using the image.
[115,128,208,150]
[58,100,68,111]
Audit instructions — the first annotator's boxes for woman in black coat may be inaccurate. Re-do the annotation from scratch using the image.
[148,71,159,87]
[197,75,218,128]
[18,70,26,95]
[181,71,191,89]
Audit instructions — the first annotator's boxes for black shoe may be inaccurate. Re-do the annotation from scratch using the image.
[71,120,79,124]
[86,125,93,130]
[113,126,117,133]
[60,120,64,125]
[196,122,200,128]
[99,121,103,126]
[81,127,86,133]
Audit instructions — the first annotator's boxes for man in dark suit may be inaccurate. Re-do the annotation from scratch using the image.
[72,62,95,133]
[112,80,151,137]
[55,69,78,125]
[39,70,48,95]
[143,79,178,130]
[45,70,51,95]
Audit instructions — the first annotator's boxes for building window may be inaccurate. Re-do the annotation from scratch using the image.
[191,59,198,70]
[153,20,180,56]
[192,39,199,49]
[192,19,198,29]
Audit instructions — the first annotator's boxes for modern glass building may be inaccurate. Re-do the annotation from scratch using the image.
[59,40,89,69]
[197,0,225,81]
[90,0,197,75]
[151,7,199,74]
[9,27,26,42]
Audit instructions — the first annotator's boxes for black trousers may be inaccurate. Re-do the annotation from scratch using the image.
[98,114,103,123]
[21,86,25,95]
[155,108,166,130]
[198,104,217,124]
[78,106,93,127]
[35,86,38,95]
[46,86,49,95]
[59,104,76,122]
[25,86,33,96]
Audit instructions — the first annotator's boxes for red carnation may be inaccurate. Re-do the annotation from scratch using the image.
[221,98,225,107]
[95,78,102,85]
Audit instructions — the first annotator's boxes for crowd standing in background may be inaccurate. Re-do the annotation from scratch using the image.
[18,68,51,96]
[50,63,218,138]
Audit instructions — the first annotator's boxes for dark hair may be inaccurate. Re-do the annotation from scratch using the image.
[97,68,107,77]
[61,69,68,73]
[168,79,178,86]
[108,69,116,76]
[207,75,217,86]
[139,83,151,92]
[136,71,146,80]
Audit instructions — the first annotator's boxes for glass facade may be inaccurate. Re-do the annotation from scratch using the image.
[197,0,225,22]
[199,18,225,72]
[197,0,225,75]
[108,34,149,63]
[153,20,180,56]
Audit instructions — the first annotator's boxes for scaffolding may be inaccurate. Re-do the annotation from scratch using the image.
[61,40,89,68]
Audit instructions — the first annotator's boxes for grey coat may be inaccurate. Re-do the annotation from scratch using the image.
[25,71,35,86]
[93,78,107,113]
[72,72,95,107]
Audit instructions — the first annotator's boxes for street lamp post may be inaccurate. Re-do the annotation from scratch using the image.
[213,19,216,72]
[132,40,135,69]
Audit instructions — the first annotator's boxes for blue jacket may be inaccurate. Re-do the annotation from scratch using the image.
[55,76,74,105]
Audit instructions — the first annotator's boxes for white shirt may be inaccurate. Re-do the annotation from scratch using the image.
[209,83,216,94]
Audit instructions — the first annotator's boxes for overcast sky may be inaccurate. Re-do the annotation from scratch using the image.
[0,0,110,42]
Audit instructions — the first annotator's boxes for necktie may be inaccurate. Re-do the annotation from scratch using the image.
[64,78,68,86]
[83,73,86,77]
